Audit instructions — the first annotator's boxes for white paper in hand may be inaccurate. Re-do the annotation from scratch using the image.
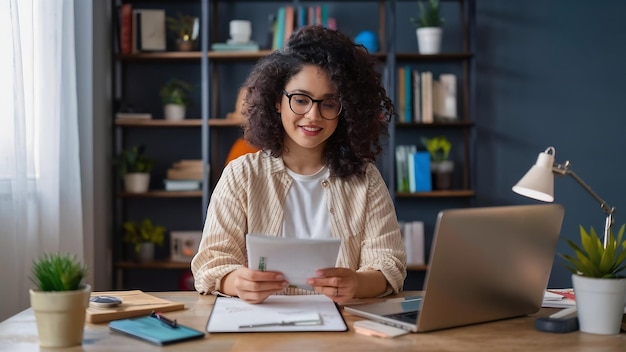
[245,234,341,289]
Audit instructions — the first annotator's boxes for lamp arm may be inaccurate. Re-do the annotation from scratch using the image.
[553,161,616,247]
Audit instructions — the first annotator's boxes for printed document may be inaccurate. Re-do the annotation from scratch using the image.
[206,295,348,332]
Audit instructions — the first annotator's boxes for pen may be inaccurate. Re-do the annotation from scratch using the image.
[150,310,178,328]
[239,318,321,329]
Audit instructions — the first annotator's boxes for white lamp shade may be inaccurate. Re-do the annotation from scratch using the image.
[512,148,555,202]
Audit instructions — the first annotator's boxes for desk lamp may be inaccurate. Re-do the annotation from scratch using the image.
[512,146,615,248]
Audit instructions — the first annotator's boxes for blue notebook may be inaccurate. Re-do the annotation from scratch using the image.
[109,315,204,345]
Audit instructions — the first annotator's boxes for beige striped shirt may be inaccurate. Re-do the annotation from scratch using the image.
[191,151,407,296]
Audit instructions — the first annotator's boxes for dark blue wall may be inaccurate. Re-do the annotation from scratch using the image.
[475,0,626,288]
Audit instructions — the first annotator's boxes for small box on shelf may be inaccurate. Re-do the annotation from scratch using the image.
[170,231,202,263]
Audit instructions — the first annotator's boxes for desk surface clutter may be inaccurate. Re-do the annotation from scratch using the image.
[1,291,626,352]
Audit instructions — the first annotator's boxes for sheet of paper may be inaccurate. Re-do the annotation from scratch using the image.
[246,234,341,289]
[206,295,348,332]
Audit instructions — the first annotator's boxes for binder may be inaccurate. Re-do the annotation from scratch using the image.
[109,315,204,346]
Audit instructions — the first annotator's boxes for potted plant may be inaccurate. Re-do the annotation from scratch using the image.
[29,253,90,347]
[114,145,155,193]
[410,0,444,54]
[166,12,199,51]
[159,78,193,120]
[421,135,453,190]
[123,218,166,262]
[560,224,626,335]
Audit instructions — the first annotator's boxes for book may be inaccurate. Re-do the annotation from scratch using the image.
[115,112,152,120]
[421,71,433,123]
[119,4,133,54]
[404,66,413,123]
[412,69,421,122]
[434,73,457,120]
[397,67,406,123]
[273,7,286,50]
[283,6,294,44]
[409,151,432,192]
[86,290,184,323]
[109,315,204,346]
[211,42,260,52]
[136,9,166,51]
[164,179,202,191]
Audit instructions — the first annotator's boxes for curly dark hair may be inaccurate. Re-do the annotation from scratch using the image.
[242,25,394,178]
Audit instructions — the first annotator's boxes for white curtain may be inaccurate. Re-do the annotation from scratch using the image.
[0,0,83,321]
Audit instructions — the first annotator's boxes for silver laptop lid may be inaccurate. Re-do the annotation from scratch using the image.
[416,204,564,332]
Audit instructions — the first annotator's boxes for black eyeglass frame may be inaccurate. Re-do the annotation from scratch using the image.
[281,90,342,120]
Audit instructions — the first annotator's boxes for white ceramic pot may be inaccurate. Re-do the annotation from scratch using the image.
[416,27,442,54]
[572,274,626,335]
[164,104,186,120]
[29,284,91,347]
[124,173,150,193]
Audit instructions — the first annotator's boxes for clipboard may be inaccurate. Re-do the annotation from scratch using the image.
[109,315,204,345]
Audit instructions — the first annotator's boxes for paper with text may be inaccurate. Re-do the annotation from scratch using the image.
[246,234,341,289]
[206,295,348,332]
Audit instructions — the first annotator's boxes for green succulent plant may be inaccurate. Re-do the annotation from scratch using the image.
[560,224,626,278]
[31,253,87,291]
[159,78,193,106]
[123,218,166,253]
[114,145,155,177]
[421,135,451,162]
[410,0,444,28]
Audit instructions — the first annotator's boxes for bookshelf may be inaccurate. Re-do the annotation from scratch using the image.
[111,0,475,291]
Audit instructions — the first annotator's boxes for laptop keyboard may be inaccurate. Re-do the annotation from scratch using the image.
[384,311,419,324]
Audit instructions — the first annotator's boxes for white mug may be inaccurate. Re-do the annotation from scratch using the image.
[229,20,251,44]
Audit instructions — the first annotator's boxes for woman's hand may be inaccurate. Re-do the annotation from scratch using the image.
[307,268,358,304]
[225,267,289,304]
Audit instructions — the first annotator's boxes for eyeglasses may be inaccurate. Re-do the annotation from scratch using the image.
[282,90,342,120]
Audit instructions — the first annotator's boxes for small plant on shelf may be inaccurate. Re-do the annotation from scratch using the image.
[123,218,166,261]
[421,135,451,162]
[560,224,626,278]
[410,0,444,28]
[166,12,199,51]
[31,253,87,292]
[159,78,193,120]
[421,135,453,190]
[114,145,155,193]
[410,0,445,54]
[114,145,155,177]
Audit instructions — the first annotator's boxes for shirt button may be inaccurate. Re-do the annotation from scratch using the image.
[329,208,335,214]
[321,180,329,188]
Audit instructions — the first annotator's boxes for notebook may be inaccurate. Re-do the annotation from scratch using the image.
[344,204,565,332]
[109,315,204,345]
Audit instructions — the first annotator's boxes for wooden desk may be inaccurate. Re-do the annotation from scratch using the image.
[1,291,624,351]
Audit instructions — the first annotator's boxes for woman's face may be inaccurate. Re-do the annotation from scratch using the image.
[277,65,339,155]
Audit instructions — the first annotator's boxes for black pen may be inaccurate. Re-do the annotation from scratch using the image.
[150,310,178,328]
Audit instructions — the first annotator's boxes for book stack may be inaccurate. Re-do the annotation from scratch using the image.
[163,160,207,191]
[117,4,166,54]
[271,4,336,50]
[399,220,425,266]
[395,145,432,193]
[396,67,457,124]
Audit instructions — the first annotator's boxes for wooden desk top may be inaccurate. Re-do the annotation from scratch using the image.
[1,291,625,351]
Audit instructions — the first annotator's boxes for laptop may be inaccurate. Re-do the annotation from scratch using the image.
[344,204,565,332]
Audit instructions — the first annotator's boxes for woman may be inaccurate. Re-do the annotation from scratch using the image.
[191,26,406,304]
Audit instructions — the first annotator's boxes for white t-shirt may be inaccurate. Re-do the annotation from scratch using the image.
[282,166,331,239]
